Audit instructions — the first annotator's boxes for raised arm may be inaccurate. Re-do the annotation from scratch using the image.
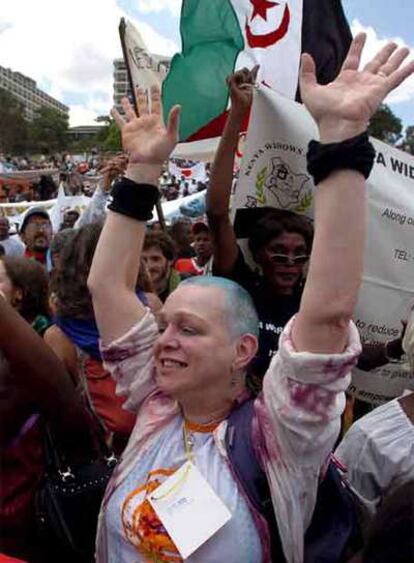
[76,156,127,229]
[0,296,91,452]
[293,34,414,354]
[207,67,257,274]
[87,86,180,344]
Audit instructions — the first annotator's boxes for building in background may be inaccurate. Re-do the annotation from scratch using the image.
[0,65,69,121]
[67,125,104,143]
[113,54,171,113]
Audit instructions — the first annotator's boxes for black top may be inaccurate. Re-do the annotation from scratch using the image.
[217,249,301,380]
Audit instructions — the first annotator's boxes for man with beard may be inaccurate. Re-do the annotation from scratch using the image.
[142,231,189,302]
[19,207,53,265]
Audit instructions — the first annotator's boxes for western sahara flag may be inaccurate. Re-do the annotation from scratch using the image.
[169,160,207,182]
[162,0,352,142]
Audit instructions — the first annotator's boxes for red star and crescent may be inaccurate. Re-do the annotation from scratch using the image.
[246,0,291,49]
[250,0,279,21]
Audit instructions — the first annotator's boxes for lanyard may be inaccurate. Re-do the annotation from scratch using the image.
[183,423,195,462]
[150,423,195,501]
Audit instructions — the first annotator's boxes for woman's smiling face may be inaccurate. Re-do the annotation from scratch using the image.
[153,285,240,399]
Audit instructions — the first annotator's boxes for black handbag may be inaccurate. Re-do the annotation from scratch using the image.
[35,422,117,562]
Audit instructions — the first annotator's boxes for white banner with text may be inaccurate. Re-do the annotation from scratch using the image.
[234,86,414,404]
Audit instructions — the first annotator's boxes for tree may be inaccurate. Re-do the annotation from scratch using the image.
[95,115,111,125]
[66,116,121,153]
[402,125,414,155]
[95,114,126,151]
[29,106,69,153]
[0,88,29,153]
[103,122,122,151]
[68,136,98,153]
[368,103,402,145]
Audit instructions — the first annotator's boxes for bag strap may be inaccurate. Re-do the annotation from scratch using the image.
[225,399,286,561]
[41,349,115,473]
[76,347,127,459]
[304,461,356,562]
[76,348,110,442]
[225,398,357,563]
[41,420,64,470]
[40,419,79,481]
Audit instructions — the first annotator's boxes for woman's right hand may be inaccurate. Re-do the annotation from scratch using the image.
[111,85,180,166]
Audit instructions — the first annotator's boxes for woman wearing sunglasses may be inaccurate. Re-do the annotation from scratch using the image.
[207,69,313,384]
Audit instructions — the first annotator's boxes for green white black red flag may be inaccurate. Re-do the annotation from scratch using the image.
[162,0,352,142]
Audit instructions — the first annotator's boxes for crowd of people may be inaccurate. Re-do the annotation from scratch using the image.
[0,150,208,207]
[0,153,96,203]
[1,34,414,563]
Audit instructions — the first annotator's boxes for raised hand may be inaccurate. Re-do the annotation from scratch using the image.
[111,85,180,165]
[300,33,414,142]
[99,154,128,192]
[227,65,259,118]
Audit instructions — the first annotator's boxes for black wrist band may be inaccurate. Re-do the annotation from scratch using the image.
[108,177,160,221]
[307,132,376,186]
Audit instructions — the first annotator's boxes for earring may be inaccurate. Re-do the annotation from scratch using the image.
[230,363,238,387]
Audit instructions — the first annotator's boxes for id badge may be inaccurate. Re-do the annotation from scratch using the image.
[149,461,232,559]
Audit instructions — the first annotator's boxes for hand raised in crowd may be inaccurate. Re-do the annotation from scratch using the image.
[300,32,414,142]
[100,154,128,192]
[227,65,259,118]
[111,85,180,166]
[388,319,408,358]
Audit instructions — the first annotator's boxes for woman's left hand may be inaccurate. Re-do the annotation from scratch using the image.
[300,33,414,142]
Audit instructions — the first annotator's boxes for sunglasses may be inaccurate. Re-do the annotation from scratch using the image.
[269,253,309,265]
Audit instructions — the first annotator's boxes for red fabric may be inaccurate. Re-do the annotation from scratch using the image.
[84,357,136,435]
[175,258,203,276]
[24,249,47,265]
[0,555,28,562]
[0,419,43,556]
[186,109,250,142]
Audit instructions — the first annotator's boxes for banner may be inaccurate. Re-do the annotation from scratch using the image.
[171,138,218,162]
[160,191,206,222]
[0,194,91,230]
[0,190,205,229]
[49,184,69,232]
[0,198,59,218]
[168,161,207,183]
[119,18,170,107]
[349,140,414,404]
[0,168,59,182]
[234,86,414,404]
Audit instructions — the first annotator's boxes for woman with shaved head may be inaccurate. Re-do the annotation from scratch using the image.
[88,36,414,563]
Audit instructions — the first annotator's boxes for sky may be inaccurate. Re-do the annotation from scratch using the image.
[0,0,413,129]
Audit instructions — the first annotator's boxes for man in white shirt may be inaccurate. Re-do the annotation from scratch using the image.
[0,216,25,257]
[336,311,414,515]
